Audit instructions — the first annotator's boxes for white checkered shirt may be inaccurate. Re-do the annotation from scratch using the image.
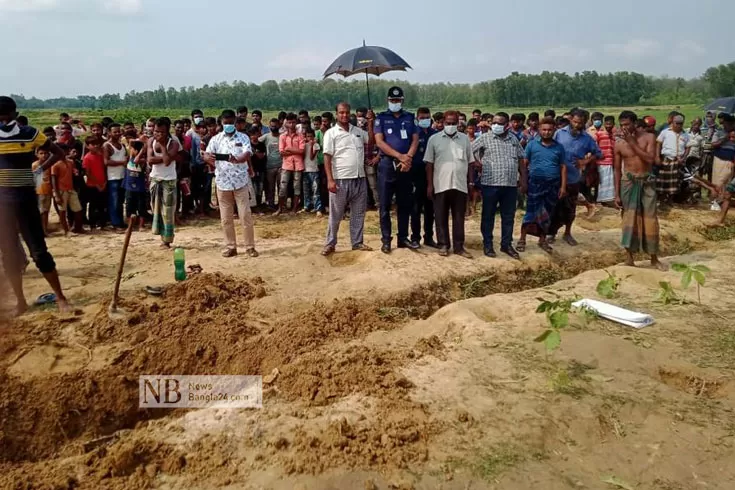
[471,132,524,187]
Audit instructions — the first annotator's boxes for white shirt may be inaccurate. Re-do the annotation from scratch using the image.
[424,131,473,194]
[206,131,252,191]
[322,124,368,180]
[149,137,180,181]
[686,130,704,159]
[657,128,689,160]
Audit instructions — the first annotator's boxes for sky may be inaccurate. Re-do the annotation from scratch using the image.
[1,0,732,99]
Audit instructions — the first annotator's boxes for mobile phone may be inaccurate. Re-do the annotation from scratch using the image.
[214,153,231,160]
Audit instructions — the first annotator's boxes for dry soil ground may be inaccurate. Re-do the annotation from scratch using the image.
[1,205,734,490]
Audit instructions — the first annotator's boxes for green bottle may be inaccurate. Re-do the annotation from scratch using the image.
[174,247,186,281]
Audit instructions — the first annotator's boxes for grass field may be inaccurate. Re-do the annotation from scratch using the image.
[21,104,708,130]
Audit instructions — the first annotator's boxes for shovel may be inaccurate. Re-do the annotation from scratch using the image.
[109,215,136,321]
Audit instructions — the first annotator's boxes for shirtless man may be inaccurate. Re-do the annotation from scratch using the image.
[614,110,665,270]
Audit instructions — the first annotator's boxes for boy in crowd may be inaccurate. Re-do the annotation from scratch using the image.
[248,126,267,209]
[82,136,108,230]
[51,146,84,234]
[303,127,322,216]
[277,113,305,215]
[126,140,147,230]
[259,118,282,209]
[31,148,53,236]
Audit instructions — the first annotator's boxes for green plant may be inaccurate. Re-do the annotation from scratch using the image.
[596,270,622,299]
[655,281,684,305]
[671,263,710,304]
[534,297,574,354]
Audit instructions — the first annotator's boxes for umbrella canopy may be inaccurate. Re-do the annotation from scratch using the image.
[323,43,411,109]
[705,96,735,114]
[323,44,411,78]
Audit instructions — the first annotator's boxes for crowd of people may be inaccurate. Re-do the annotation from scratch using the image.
[2,90,735,316]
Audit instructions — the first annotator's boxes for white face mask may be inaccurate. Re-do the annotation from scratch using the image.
[193,117,203,125]
[444,125,457,136]
[491,124,506,135]
[388,102,402,113]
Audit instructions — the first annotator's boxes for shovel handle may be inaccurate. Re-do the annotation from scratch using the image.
[111,216,136,309]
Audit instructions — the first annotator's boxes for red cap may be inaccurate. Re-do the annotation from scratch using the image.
[643,116,656,127]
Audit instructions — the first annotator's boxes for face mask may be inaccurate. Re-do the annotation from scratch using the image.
[418,119,431,129]
[593,120,602,129]
[388,102,402,113]
[223,124,236,134]
[193,117,203,125]
[444,125,457,136]
[357,117,366,126]
[491,124,506,135]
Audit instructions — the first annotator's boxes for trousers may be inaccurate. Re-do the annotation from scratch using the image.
[378,160,414,244]
[325,178,368,248]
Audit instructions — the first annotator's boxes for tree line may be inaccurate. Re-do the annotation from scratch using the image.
[12,63,734,111]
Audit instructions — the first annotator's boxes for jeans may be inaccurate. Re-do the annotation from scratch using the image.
[411,164,434,242]
[125,190,147,219]
[107,179,125,227]
[265,167,280,206]
[252,171,264,206]
[378,160,414,245]
[303,171,322,211]
[86,186,107,229]
[480,185,517,249]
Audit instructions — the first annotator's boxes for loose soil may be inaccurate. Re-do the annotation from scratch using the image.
[1,206,733,489]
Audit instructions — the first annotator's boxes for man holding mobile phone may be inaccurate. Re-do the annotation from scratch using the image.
[204,109,258,258]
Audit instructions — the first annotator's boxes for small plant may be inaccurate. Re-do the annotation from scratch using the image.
[672,263,710,304]
[596,270,622,299]
[655,281,684,305]
[534,297,574,354]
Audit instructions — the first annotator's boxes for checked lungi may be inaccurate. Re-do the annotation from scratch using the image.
[655,158,681,195]
[620,173,659,255]
[522,177,560,237]
[150,178,177,244]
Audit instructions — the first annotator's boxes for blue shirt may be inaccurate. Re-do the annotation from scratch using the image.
[553,126,602,184]
[525,139,565,180]
[374,109,418,157]
[413,128,437,166]
[510,129,526,146]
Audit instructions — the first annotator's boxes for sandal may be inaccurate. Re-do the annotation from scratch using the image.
[246,248,259,258]
[538,242,553,254]
[321,246,335,257]
[563,235,578,246]
[516,240,526,252]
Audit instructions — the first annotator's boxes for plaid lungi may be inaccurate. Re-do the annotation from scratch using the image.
[621,173,659,255]
[655,158,680,195]
[150,178,177,243]
[597,165,615,203]
[522,177,560,237]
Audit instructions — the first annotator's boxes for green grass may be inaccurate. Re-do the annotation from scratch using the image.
[21,104,706,130]
[699,222,735,241]
[446,443,528,482]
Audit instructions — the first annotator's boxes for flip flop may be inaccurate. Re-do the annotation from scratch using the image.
[145,286,164,297]
[516,240,526,252]
[538,242,554,254]
[34,293,57,305]
[563,235,579,246]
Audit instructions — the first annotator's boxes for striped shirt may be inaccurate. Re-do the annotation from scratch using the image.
[0,123,49,198]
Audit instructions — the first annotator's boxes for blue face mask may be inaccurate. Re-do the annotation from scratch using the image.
[593,120,602,128]
[418,118,431,129]
[223,124,236,134]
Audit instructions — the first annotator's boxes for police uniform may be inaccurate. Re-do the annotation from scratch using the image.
[411,126,437,245]
[375,86,418,248]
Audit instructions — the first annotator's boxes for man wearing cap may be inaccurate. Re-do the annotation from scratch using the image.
[655,114,689,206]
[374,86,420,254]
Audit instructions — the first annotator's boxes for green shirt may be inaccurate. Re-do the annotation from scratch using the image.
[316,130,324,166]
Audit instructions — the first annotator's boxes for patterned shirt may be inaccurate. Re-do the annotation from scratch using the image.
[595,129,616,166]
[471,132,524,187]
[0,123,49,200]
[686,130,705,159]
[206,131,252,191]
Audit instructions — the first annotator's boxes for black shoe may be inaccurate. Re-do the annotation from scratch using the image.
[484,247,496,258]
[501,245,521,260]
[397,239,420,250]
[424,238,438,248]
[381,244,391,254]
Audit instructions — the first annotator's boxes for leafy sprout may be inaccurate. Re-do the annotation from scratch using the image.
[671,263,710,304]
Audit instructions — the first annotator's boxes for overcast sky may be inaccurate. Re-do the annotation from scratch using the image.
[1,0,732,99]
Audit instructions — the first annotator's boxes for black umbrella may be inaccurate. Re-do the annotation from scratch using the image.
[323,41,411,109]
[705,96,735,114]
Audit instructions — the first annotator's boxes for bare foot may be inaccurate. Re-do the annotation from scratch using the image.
[586,206,598,219]
[57,297,72,314]
[13,302,29,317]
[706,222,725,228]
[651,259,668,271]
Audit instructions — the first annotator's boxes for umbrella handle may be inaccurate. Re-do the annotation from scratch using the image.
[365,71,372,110]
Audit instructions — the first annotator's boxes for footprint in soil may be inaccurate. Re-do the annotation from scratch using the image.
[658,367,728,398]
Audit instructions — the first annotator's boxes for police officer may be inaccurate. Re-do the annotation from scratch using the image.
[412,107,437,247]
[374,86,420,254]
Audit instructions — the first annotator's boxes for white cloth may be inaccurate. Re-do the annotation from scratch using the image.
[424,131,473,194]
[104,141,128,180]
[572,299,655,329]
[322,124,368,180]
[149,137,179,181]
[304,142,320,172]
[206,131,252,191]
[597,165,615,202]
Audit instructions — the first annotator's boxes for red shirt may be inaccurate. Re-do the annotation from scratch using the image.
[596,129,616,166]
[83,152,107,188]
